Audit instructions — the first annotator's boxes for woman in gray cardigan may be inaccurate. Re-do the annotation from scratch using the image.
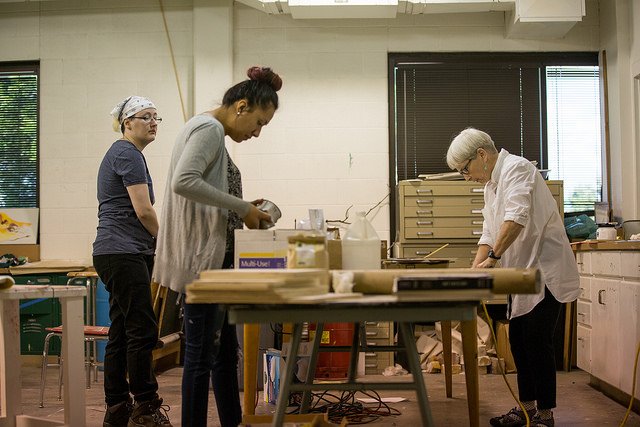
[154,66,282,427]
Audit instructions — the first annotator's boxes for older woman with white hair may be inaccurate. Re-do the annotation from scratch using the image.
[446,128,580,427]
[93,96,172,427]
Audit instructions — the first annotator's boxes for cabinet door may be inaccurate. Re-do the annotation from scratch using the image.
[590,278,620,387]
[618,280,640,397]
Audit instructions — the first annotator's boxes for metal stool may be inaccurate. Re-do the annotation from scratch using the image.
[39,325,109,407]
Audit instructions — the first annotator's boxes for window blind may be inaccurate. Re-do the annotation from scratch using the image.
[0,63,39,208]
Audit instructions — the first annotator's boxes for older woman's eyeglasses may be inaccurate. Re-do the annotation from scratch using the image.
[459,158,474,175]
[130,115,163,124]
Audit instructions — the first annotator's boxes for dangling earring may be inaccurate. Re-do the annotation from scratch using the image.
[237,111,241,116]
[484,164,487,171]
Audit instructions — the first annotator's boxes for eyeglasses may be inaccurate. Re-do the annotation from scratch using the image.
[459,157,474,175]
[130,115,162,124]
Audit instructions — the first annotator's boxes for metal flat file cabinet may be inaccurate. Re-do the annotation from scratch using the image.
[396,180,564,267]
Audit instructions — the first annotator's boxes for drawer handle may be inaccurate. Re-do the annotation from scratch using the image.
[577,312,585,317]
[471,209,482,214]
[416,210,433,215]
[472,220,483,225]
[416,189,433,194]
[367,341,377,346]
[365,352,376,357]
[417,199,433,204]
[472,231,483,236]
[417,221,433,226]
[471,198,484,204]
[471,250,478,255]
[365,363,378,368]
[415,251,429,256]
[366,331,378,336]
[365,321,377,326]
[471,188,484,193]
[598,289,606,305]
[417,232,434,236]
[577,337,585,342]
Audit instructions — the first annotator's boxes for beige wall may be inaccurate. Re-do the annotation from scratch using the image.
[0,0,607,261]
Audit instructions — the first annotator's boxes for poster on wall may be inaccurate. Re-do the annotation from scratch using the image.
[0,208,39,244]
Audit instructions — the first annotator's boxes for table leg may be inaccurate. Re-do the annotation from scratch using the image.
[59,295,86,427]
[274,323,304,427]
[398,322,434,427]
[461,316,479,427]
[243,324,260,416]
[347,322,360,381]
[0,299,20,427]
[441,320,453,398]
[301,322,324,413]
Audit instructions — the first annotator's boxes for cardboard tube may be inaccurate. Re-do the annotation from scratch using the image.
[347,268,540,295]
[0,275,15,290]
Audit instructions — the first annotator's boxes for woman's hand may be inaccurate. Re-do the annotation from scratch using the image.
[242,204,272,229]
[476,257,498,269]
[250,198,264,207]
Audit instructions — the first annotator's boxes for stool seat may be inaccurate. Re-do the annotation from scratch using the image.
[45,325,109,337]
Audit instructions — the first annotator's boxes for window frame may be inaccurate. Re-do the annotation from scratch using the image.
[0,61,40,209]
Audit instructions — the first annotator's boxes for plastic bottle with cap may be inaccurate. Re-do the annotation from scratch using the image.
[341,211,381,270]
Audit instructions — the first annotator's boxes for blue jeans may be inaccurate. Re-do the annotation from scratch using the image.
[181,286,242,426]
[93,253,159,406]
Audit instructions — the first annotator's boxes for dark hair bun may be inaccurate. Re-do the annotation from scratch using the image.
[247,66,283,92]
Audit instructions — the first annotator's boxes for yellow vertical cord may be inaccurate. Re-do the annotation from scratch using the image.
[481,301,531,427]
[619,341,640,426]
[158,0,188,123]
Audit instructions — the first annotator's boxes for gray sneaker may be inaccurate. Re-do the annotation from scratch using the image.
[489,407,537,427]
[127,397,172,427]
[103,398,133,427]
[531,412,555,426]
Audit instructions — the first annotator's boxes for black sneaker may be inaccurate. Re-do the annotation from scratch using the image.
[128,397,172,427]
[531,412,555,426]
[103,398,133,427]
[489,407,536,427]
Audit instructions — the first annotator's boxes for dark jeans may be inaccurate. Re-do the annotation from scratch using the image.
[509,286,562,410]
[181,254,242,427]
[93,253,159,406]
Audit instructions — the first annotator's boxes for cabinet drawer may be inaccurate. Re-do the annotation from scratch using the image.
[576,300,591,326]
[404,227,483,239]
[364,327,391,339]
[404,196,485,208]
[575,252,591,274]
[403,206,484,218]
[400,244,478,259]
[576,324,591,373]
[621,252,640,279]
[579,276,591,301]
[404,218,484,228]
[591,251,621,276]
[402,184,485,196]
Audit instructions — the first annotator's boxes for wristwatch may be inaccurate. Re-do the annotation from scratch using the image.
[487,250,501,260]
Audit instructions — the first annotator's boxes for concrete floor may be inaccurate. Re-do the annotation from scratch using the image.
[17,364,640,426]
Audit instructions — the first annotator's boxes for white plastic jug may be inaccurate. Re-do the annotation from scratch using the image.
[342,211,381,270]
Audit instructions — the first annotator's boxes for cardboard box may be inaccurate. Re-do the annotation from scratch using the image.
[495,321,517,373]
[0,244,40,262]
[234,229,300,269]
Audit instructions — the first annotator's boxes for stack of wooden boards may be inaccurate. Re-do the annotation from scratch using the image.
[186,269,331,304]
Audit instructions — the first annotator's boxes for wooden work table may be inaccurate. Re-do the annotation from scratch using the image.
[0,285,87,427]
[187,267,541,427]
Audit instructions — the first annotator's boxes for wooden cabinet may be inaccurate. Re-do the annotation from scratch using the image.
[396,180,563,267]
[576,248,640,401]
